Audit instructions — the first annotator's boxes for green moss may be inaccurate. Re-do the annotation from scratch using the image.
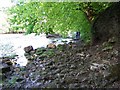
[43,49,55,57]
[35,48,46,55]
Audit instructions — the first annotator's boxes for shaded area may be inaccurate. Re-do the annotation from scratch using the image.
[92,2,120,44]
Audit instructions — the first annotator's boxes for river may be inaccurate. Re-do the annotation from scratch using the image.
[0,33,73,66]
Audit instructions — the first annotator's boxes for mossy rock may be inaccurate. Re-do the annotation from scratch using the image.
[35,47,46,55]
[25,55,35,60]
[102,42,113,51]
[36,51,43,55]
[38,54,47,59]
[102,46,113,51]
[57,44,67,51]
[0,72,6,80]
[24,53,30,56]
[43,49,55,57]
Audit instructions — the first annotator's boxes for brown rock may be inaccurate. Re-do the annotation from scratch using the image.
[24,46,34,53]
[47,43,56,49]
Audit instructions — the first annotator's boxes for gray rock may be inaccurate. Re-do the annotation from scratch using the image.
[24,46,34,53]
[46,34,61,38]
[70,65,77,69]
[35,48,46,55]
[2,58,13,66]
[0,63,11,73]
[30,50,36,55]
[0,72,6,80]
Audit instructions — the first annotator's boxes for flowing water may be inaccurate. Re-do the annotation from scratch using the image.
[0,33,72,66]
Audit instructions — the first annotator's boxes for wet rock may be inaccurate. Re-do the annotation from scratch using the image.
[1,56,18,66]
[2,55,18,60]
[43,50,55,57]
[0,72,6,80]
[70,65,77,69]
[45,61,55,66]
[2,58,13,66]
[16,78,24,82]
[61,69,70,74]
[24,52,30,56]
[57,44,68,51]
[102,46,113,51]
[46,34,61,38]
[76,52,85,57]
[25,55,35,60]
[108,37,116,44]
[47,43,56,49]
[49,65,57,70]
[24,46,34,53]
[44,81,58,88]
[69,83,79,88]
[35,47,46,55]
[90,63,106,71]
[56,73,64,79]
[37,55,47,60]
[61,40,68,43]
[64,76,78,84]
[0,63,11,73]
[54,69,61,74]
[14,67,21,72]
[29,50,36,55]
[4,60,13,66]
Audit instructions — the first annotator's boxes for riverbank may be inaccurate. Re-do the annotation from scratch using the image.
[1,37,120,89]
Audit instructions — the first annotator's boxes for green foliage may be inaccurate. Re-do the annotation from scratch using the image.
[8,2,112,42]
[8,2,41,33]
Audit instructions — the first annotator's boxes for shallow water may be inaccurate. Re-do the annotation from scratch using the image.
[0,33,72,66]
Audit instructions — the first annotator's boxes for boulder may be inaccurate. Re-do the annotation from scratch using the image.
[24,46,34,53]
[47,43,56,49]
[92,2,120,44]
[35,47,46,55]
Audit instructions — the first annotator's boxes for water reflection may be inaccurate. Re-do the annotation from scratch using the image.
[0,33,72,66]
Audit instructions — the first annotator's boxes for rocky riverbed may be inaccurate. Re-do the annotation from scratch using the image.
[1,37,120,89]
[0,33,73,66]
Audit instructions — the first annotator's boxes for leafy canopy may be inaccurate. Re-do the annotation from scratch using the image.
[8,1,111,42]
